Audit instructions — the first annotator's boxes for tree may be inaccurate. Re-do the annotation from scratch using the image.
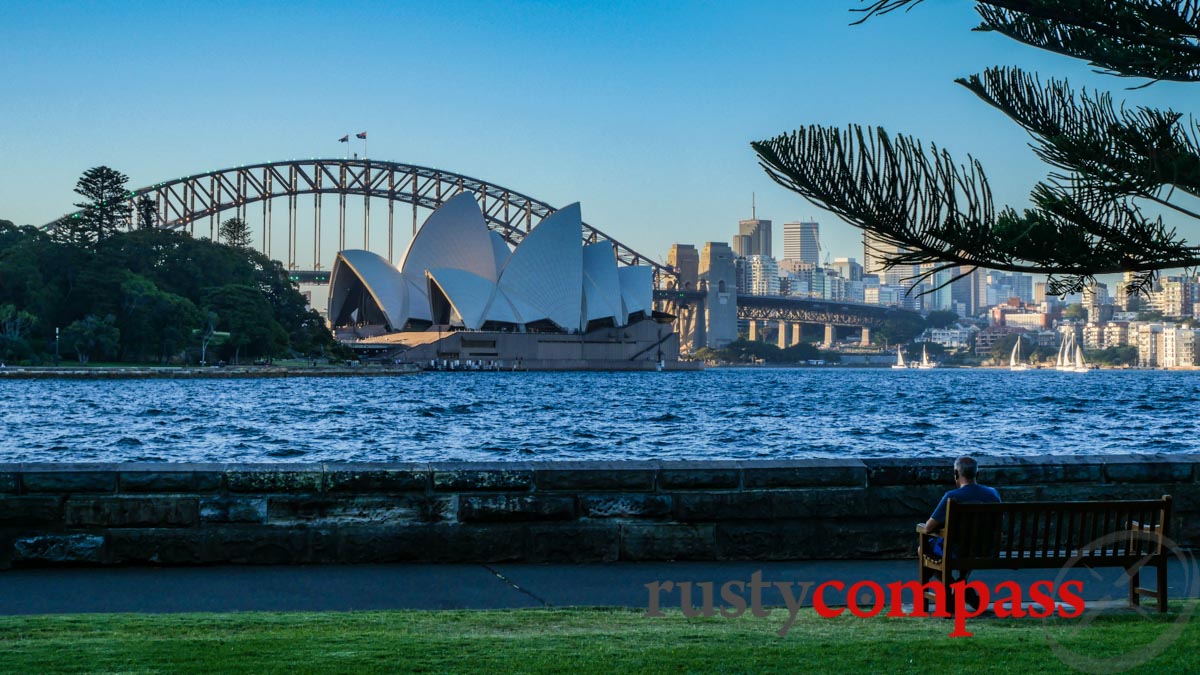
[203,284,287,364]
[752,2,1200,298]
[117,274,200,362]
[989,332,1030,363]
[1090,345,1139,366]
[1063,303,1088,321]
[0,304,36,362]
[219,217,252,249]
[198,310,218,365]
[57,166,131,246]
[925,310,960,329]
[62,314,120,364]
[874,312,927,346]
[136,196,157,230]
[0,303,36,341]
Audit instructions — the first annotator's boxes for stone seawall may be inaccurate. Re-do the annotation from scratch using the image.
[1,456,1196,566]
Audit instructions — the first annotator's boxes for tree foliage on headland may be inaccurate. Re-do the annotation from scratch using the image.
[753,1,1200,297]
[0,167,336,365]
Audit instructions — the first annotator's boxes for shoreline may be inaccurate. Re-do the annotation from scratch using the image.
[0,361,703,378]
[0,365,422,379]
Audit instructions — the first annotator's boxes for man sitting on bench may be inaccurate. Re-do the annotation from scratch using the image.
[922,456,1002,606]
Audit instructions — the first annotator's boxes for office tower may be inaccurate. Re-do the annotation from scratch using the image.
[736,216,772,258]
[783,221,819,265]
[830,257,863,282]
[863,231,900,276]
[732,234,753,258]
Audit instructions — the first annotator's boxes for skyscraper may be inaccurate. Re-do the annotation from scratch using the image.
[736,218,772,258]
[861,231,914,278]
[783,221,820,265]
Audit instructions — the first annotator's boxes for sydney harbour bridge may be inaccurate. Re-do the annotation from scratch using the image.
[51,158,915,351]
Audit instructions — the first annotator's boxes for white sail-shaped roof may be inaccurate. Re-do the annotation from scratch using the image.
[489,231,512,273]
[479,288,538,326]
[581,241,625,329]
[400,192,499,282]
[497,203,583,333]
[618,265,654,319]
[400,277,432,322]
[426,268,498,330]
[328,250,410,330]
[328,196,655,336]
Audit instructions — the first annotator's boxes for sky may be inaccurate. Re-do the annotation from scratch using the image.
[0,1,1194,271]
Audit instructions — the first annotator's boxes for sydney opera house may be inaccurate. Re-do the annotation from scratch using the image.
[327,193,684,369]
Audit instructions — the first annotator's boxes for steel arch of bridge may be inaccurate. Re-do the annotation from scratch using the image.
[56,159,672,282]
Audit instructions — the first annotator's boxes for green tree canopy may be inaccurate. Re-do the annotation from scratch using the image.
[925,310,960,329]
[1,167,338,366]
[1063,303,1088,320]
[58,166,131,247]
[219,217,252,248]
[874,312,927,346]
[203,284,288,364]
[63,314,120,364]
[136,195,157,230]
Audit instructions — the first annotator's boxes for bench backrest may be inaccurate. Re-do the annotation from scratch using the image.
[943,495,1172,566]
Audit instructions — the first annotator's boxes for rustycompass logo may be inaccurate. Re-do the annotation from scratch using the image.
[645,571,1087,638]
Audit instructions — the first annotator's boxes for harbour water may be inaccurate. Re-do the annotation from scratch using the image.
[2,368,1197,463]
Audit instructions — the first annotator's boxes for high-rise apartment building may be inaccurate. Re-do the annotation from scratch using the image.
[783,221,819,265]
[745,255,780,296]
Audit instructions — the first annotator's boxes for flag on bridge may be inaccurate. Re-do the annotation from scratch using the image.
[356,131,367,139]
[338,135,349,143]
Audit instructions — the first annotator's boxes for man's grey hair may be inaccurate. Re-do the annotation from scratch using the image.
[955,456,979,480]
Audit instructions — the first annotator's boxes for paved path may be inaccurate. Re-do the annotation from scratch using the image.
[0,560,1195,615]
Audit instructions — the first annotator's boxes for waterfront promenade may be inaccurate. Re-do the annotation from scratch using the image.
[1,560,1196,614]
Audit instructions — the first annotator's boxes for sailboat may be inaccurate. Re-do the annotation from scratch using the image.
[891,346,909,369]
[1072,337,1090,373]
[1056,333,1073,371]
[918,344,937,369]
[1009,337,1028,371]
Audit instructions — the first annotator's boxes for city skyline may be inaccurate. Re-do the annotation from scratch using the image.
[0,2,1190,276]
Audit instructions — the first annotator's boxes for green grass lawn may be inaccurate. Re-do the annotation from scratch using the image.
[0,604,1195,674]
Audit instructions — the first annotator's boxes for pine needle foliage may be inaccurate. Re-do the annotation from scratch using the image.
[754,1,1200,296]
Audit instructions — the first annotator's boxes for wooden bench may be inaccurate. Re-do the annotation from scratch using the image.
[916,495,1173,613]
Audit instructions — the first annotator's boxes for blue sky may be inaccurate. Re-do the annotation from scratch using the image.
[0,1,1193,267]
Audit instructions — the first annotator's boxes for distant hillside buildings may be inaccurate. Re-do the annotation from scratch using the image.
[665,210,1200,368]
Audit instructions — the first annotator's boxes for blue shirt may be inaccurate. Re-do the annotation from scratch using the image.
[929,483,1001,524]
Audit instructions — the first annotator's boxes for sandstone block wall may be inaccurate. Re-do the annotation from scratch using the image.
[0,456,1195,566]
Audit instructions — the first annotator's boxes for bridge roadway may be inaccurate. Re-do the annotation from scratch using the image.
[653,289,917,349]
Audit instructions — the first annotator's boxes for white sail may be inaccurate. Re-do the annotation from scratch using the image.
[1010,337,1028,371]
[1074,337,1088,372]
[918,343,937,369]
[892,346,907,369]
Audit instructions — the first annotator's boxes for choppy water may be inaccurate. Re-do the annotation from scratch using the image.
[1,368,1198,463]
